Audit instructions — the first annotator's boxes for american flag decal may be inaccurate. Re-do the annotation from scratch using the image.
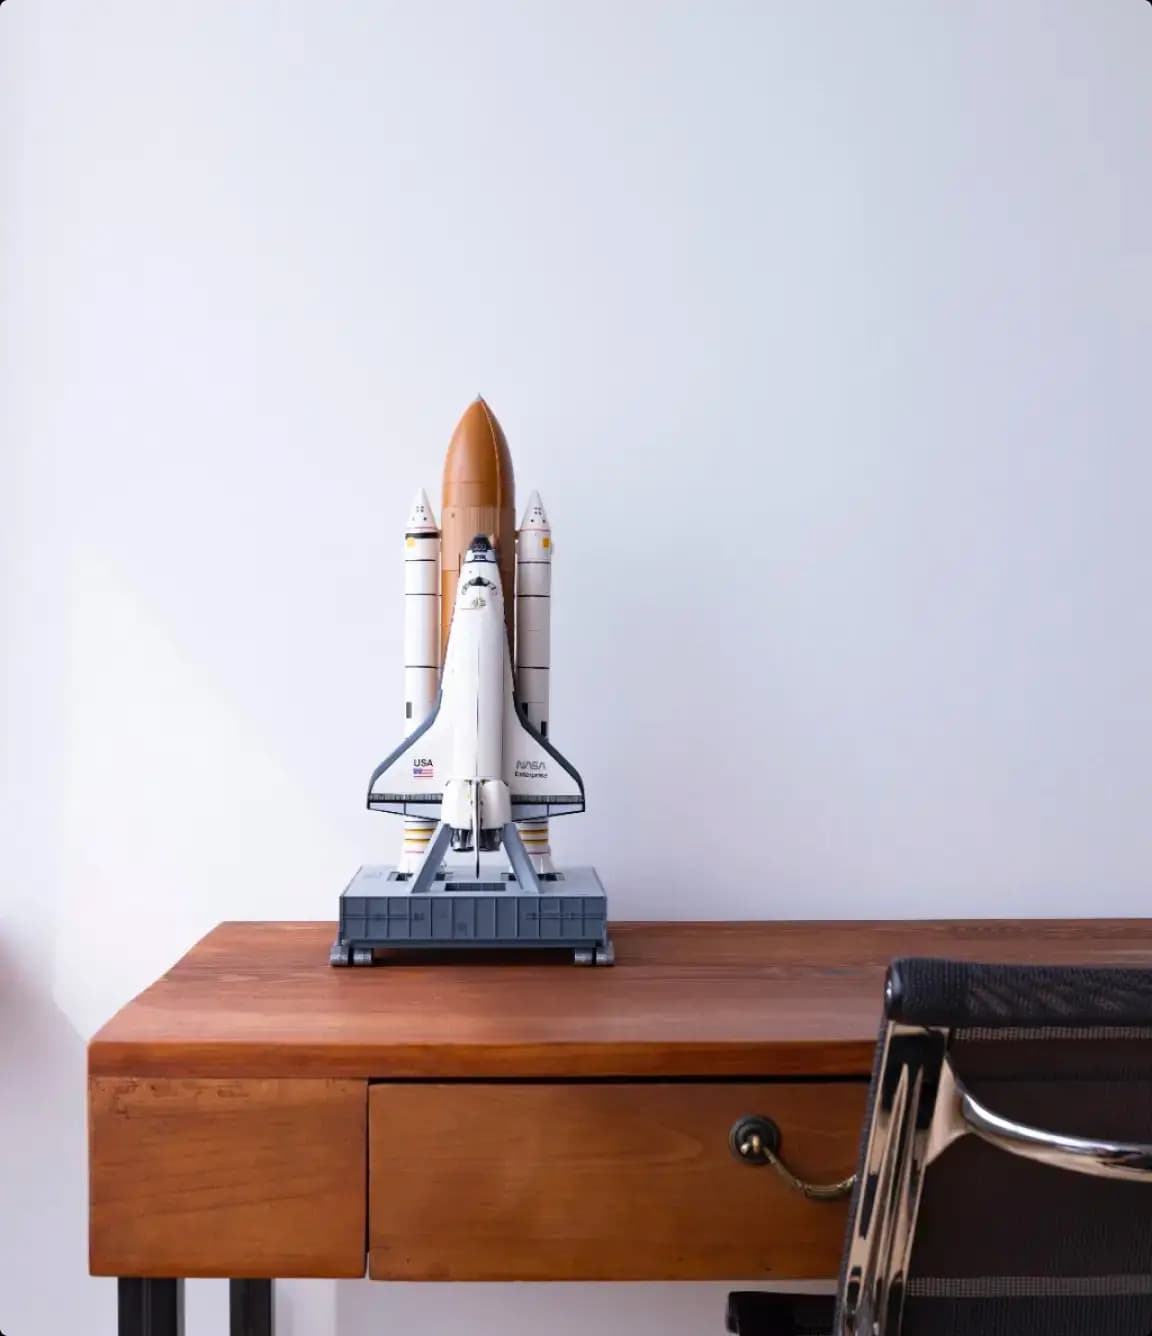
[412,760,434,778]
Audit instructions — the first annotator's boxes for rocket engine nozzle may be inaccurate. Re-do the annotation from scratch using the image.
[447,827,501,852]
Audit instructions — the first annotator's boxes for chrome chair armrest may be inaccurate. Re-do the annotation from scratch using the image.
[929,1059,1152,1183]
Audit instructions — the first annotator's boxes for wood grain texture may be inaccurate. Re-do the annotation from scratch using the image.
[89,1077,366,1278]
[88,920,1152,1080]
[367,1081,866,1280]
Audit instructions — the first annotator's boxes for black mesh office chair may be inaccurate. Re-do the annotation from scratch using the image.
[728,957,1152,1335]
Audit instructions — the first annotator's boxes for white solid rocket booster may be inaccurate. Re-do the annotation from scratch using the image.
[400,488,440,873]
[515,490,555,874]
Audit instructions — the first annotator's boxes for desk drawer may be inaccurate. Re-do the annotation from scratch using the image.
[368,1080,865,1281]
[90,1077,367,1278]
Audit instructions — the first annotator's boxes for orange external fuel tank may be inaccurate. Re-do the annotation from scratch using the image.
[440,397,516,656]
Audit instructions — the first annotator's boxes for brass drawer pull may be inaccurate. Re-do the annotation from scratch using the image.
[729,1114,856,1202]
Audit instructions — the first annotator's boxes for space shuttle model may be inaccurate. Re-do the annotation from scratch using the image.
[332,397,612,967]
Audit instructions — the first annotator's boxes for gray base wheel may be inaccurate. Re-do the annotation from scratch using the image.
[573,948,594,966]
[351,947,375,967]
[594,942,615,967]
[330,942,351,967]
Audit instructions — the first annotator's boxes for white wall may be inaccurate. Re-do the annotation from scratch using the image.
[3,1,1151,1331]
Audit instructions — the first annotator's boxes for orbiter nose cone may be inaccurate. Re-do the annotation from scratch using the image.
[443,397,514,499]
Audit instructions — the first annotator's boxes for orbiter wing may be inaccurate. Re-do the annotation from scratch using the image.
[366,707,449,816]
[367,698,584,820]
[504,707,585,819]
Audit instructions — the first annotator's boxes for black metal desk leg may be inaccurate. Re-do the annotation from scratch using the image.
[118,1278,184,1336]
[230,1279,274,1336]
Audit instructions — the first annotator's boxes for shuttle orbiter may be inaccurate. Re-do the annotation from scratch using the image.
[366,535,585,879]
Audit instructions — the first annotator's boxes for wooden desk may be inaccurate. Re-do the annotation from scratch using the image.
[89,919,1152,1331]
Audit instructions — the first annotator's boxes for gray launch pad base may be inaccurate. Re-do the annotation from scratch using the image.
[332,864,612,966]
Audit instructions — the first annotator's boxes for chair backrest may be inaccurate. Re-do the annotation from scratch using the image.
[837,958,1152,1336]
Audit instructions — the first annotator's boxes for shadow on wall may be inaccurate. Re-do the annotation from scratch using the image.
[0,935,112,1336]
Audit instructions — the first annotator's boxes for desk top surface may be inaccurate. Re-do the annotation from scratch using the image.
[88,919,1152,1079]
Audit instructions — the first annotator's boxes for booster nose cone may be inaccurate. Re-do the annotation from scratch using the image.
[406,487,439,535]
[519,490,550,531]
[440,396,516,655]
